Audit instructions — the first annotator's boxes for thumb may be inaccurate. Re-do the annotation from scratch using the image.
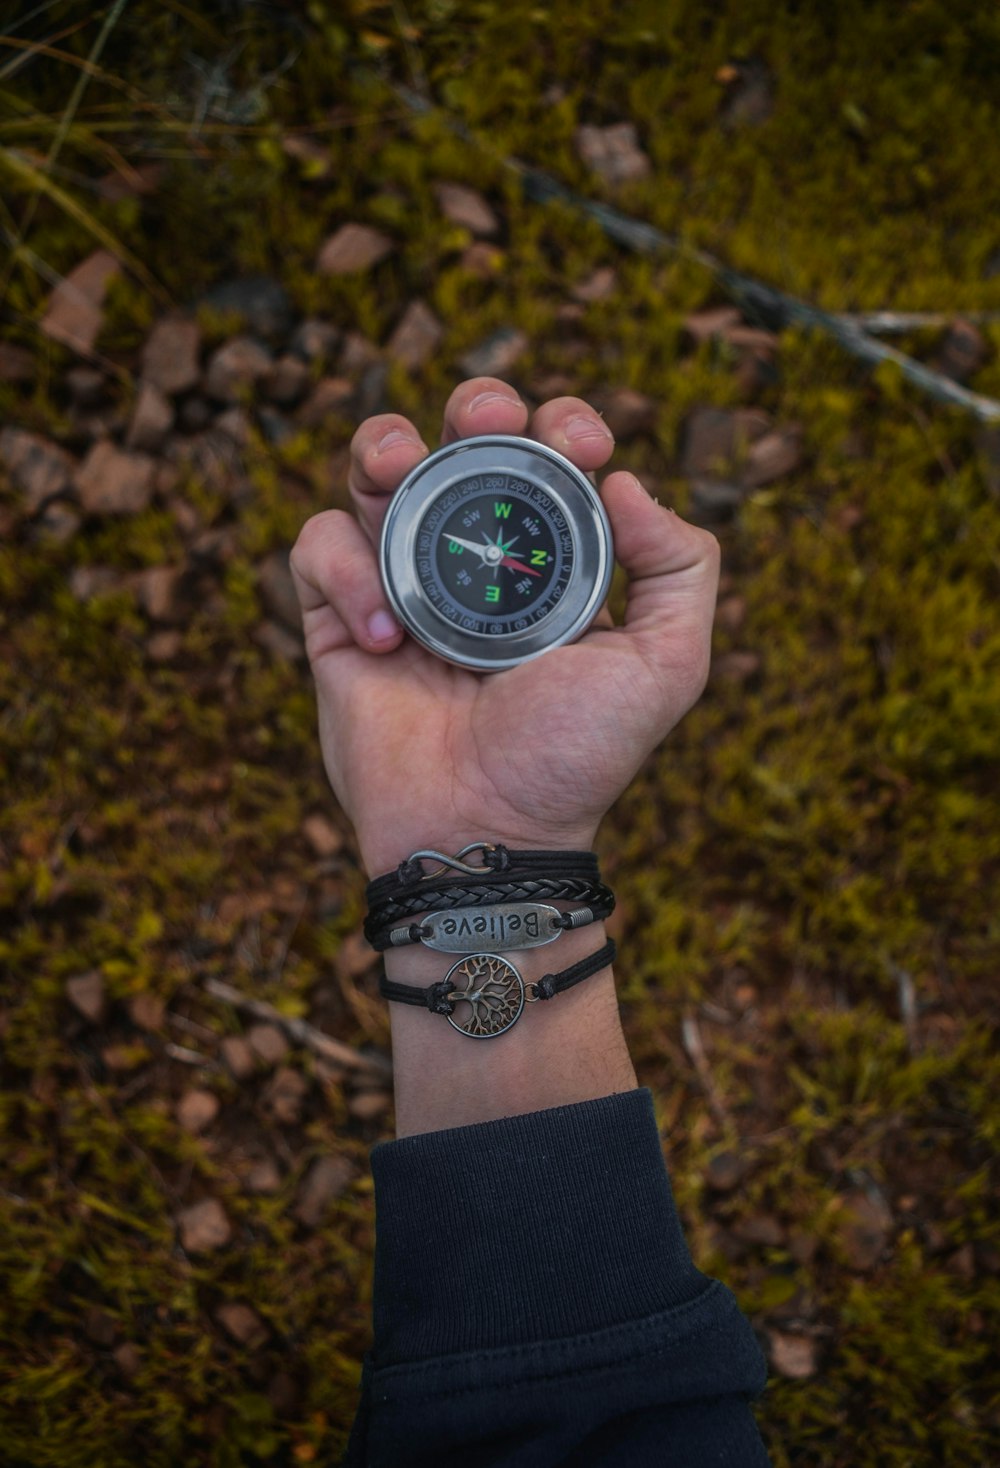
[601,470,721,690]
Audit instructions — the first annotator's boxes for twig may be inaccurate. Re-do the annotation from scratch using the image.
[164,1041,213,1066]
[680,1008,732,1130]
[888,961,920,1056]
[202,976,393,1080]
[391,84,1000,424]
[841,311,1000,334]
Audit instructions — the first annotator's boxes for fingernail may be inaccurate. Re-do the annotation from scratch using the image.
[565,415,613,443]
[468,391,522,413]
[367,609,401,644]
[376,429,423,454]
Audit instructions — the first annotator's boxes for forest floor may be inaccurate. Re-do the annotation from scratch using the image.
[1,3,998,1465]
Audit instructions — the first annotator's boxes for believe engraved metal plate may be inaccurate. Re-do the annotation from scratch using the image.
[417,902,564,953]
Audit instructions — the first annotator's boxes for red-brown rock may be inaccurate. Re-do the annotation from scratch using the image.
[177,1198,232,1252]
[434,181,500,238]
[387,300,444,371]
[0,428,75,513]
[316,223,393,275]
[141,317,201,395]
[575,123,651,185]
[40,249,120,354]
[74,440,155,515]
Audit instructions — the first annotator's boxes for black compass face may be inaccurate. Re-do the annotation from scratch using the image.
[415,474,574,636]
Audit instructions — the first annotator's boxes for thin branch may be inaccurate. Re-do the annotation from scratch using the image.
[680,1008,732,1130]
[391,84,1000,424]
[202,977,393,1081]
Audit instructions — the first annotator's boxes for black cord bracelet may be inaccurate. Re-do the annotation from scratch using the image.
[378,938,617,1039]
[365,843,601,908]
[364,878,615,947]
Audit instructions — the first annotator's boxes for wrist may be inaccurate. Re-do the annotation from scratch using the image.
[358,821,601,881]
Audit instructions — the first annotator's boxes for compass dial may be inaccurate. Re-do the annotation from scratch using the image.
[380,435,614,672]
[417,476,572,637]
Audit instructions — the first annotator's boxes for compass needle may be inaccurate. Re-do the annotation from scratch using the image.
[380,436,613,671]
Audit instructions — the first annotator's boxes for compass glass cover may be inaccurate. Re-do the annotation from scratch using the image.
[416,473,573,637]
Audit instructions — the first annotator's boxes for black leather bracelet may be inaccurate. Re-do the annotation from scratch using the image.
[378,938,617,1039]
[364,877,615,946]
[366,843,600,907]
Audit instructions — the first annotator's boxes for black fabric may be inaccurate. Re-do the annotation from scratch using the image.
[341,1087,772,1467]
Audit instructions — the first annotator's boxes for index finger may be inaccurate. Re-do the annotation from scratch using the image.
[347,413,429,546]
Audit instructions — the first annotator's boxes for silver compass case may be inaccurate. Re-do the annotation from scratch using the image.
[379,435,614,672]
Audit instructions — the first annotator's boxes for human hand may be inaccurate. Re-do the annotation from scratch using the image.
[290,379,720,876]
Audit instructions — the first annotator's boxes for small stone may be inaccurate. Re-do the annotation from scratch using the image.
[460,243,504,277]
[337,332,381,376]
[69,565,119,601]
[731,1212,784,1247]
[128,992,166,1030]
[203,336,273,402]
[66,970,106,1023]
[177,1088,220,1134]
[713,651,761,683]
[571,267,618,304]
[743,425,804,487]
[680,407,770,478]
[596,387,657,441]
[838,1188,893,1271]
[718,58,774,129]
[347,1090,392,1121]
[74,440,155,515]
[201,277,293,344]
[113,1342,142,1377]
[575,122,651,186]
[220,1035,256,1080]
[689,480,747,522]
[0,428,75,514]
[133,565,182,623]
[294,1155,353,1227]
[215,1301,268,1349]
[146,630,182,662]
[290,318,341,364]
[40,249,120,354]
[297,377,354,429]
[246,1156,282,1194]
[247,1023,289,1067]
[256,549,300,632]
[31,502,81,544]
[178,1197,232,1253]
[387,300,444,372]
[125,381,174,452]
[715,595,747,633]
[214,406,251,444]
[65,366,106,409]
[459,327,529,380]
[356,362,389,419]
[434,181,500,238]
[302,813,343,859]
[317,223,394,275]
[264,1066,309,1125]
[705,1150,745,1192]
[254,619,304,664]
[0,341,35,382]
[257,407,294,446]
[683,307,743,344]
[768,1330,819,1380]
[266,354,310,406]
[141,317,201,395]
[931,318,989,383]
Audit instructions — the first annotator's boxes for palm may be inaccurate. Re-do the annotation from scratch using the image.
[308,617,674,868]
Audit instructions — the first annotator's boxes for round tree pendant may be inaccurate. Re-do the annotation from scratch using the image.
[442,952,526,1038]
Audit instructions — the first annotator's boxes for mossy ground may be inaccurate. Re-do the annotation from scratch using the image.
[1,3,998,1464]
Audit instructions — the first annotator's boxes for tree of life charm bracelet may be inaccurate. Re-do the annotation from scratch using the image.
[366,843,616,1039]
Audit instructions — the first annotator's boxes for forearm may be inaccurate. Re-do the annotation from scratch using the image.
[361,828,636,1139]
[383,925,636,1137]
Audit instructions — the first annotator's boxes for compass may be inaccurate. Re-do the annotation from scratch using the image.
[379,435,614,672]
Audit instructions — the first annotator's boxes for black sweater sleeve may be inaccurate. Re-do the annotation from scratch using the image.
[342,1087,772,1467]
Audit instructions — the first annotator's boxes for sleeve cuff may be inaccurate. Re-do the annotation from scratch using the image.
[368,1086,710,1366]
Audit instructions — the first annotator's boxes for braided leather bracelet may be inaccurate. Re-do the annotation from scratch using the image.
[378,938,617,1039]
